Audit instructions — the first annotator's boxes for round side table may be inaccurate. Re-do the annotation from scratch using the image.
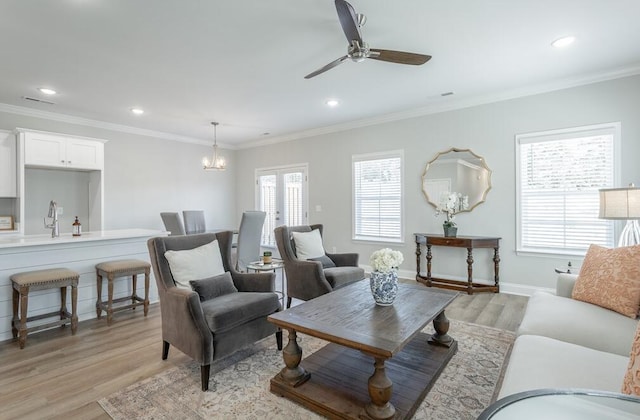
[477,389,640,420]
[246,260,285,307]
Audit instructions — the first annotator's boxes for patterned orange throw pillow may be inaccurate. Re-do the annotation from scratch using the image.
[572,244,640,318]
[622,323,640,396]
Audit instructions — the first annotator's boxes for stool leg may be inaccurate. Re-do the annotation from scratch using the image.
[144,268,150,317]
[71,284,78,335]
[60,286,67,325]
[18,286,29,349]
[12,288,19,339]
[96,271,103,318]
[107,274,114,326]
[131,274,138,309]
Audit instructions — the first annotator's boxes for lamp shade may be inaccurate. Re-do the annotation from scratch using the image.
[599,187,640,220]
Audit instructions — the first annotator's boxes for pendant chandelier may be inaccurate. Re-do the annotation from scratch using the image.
[202,122,226,171]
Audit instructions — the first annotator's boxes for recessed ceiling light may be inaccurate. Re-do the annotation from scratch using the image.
[130,108,144,115]
[551,36,575,48]
[38,88,57,95]
[326,99,339,107]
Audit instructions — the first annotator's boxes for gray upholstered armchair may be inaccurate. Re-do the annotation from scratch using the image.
[147,231,282,391]
[274,224,365,308]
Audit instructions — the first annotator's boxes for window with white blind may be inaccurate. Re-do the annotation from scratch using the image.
[516,123,620,255]
[256,165,308,247]
[353,151,404,243]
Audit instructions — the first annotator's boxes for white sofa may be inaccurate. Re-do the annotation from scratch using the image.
[498,273,639,398]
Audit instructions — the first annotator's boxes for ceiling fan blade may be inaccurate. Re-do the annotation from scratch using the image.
[304,55,349,79]
[369,49,432,65]
[334,0,362,44]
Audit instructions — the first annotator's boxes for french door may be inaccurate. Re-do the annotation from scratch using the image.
[256,164,308,247]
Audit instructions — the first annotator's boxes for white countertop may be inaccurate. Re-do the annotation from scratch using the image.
[0,228,167,249]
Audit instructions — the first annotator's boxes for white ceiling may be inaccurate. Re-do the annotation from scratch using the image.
[2,0,640,148]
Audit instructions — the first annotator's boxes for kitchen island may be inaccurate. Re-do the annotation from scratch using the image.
[0,229,166,342]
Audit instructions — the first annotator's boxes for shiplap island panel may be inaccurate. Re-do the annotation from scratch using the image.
[0,229,166,342]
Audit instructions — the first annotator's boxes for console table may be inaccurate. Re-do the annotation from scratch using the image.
[414,233,501,294]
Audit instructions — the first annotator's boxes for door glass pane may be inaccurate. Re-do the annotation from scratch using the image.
[259,174,277,247]
[284,172,304,226]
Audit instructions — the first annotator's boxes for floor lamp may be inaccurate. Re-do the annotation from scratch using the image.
[599,184,640,247]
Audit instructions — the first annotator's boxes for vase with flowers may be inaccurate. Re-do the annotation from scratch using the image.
[435,191,469,237]
[369,248,404,306]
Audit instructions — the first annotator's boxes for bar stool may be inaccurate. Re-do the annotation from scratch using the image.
[11,268,79,349]
[95,259,150,325]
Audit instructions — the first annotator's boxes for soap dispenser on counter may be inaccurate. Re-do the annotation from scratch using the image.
[72,216,82,237]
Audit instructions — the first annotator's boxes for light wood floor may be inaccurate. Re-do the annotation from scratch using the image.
[0,290,529,420]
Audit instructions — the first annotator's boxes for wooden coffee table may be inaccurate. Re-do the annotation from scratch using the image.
[268,280,458,419]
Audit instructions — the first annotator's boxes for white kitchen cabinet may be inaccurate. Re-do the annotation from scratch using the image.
[23,131,104,170]
[0,131,16,197]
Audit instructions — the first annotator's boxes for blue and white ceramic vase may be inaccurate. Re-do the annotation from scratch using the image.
[370,270,399,306]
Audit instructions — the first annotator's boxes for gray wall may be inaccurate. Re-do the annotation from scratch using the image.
[235,75,640,292]
[0,113,237,234]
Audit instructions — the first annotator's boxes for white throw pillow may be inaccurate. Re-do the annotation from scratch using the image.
[164,240,225,289]
[292,229,326,261]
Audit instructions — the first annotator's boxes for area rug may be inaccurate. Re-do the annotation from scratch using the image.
[99,320,514,419]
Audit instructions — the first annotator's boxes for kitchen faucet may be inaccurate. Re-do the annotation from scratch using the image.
[44,200,60,238]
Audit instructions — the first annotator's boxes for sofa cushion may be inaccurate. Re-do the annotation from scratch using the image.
[622,323,640,396]
[292,229,325,260]
[324,266,365,289]
[200,292,279,334]
[308,255,336,269]
[498,334,629,399]
[572,244,640,318]
[164,239,225,289]
[517,291,638,357]
[189,272,238,302]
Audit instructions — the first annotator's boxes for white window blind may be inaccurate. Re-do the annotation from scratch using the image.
[516,123,619,255]
[353,151,403,242]
[283,172,304,226]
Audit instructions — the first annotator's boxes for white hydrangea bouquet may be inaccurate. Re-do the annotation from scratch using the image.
[370,248,404,273]
[435,191,469,227]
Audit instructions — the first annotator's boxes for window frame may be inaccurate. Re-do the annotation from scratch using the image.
[515,122,621,257]
[352,149,405,244]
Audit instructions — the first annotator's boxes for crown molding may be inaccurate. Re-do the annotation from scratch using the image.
[0,103,217,147]
[237,63,640,149]
[1,64,639,151]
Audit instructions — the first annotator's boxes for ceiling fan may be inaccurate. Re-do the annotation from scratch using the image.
[305,0,432,79]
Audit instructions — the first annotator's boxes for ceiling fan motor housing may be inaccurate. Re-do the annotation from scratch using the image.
[348,40,369,62]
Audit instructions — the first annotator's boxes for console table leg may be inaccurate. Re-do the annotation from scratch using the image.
[429,310,454,348]
[365,357,395,420]
[415,240,421,282]
[426,245,433,287]
[466,248,474,295]
[493,247,501,291]
[278,329,310,387]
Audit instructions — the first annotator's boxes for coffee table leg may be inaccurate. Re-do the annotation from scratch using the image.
[365,357,395,420]
[428,310,454,348]
[278,329,310,387]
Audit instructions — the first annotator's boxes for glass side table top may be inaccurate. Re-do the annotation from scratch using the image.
[246,260,284,271]
[477,389,640,420]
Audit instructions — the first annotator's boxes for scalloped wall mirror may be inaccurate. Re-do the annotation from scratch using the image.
[422,148,492,212]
